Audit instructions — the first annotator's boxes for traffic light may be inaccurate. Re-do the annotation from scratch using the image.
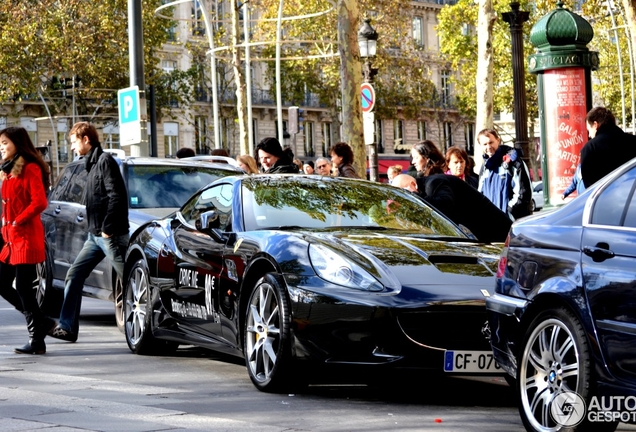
[288,106,299,134]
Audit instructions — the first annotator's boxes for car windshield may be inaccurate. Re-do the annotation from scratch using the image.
[126,165,234,209]
[241,176,465,237]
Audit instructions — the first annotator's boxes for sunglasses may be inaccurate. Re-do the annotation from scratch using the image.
[317,164,328,169]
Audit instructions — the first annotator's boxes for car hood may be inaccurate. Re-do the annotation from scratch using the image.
[129,208,177,230]
[308,231,501,291]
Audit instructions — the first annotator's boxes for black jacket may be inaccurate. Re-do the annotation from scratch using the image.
[580,124,636,188]
[84,145,129,236]
[264,156,299,174]
[416,174,512,243]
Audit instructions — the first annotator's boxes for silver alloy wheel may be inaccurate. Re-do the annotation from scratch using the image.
[245,282,281,383]
[519,317,580,431]
[35,260,46,303]
[125,264,149,347]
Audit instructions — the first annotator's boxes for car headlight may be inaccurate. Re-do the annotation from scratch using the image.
[309,243,384,292]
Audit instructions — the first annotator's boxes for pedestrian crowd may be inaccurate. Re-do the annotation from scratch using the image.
[0,105,632,354]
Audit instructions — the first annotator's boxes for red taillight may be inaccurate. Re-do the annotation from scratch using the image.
[495,234,510,279]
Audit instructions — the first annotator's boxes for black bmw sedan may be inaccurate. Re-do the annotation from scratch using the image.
[487,158,636,432]
[122,174,504,392]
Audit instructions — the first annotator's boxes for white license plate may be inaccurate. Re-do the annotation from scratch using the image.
[443,350,502,373]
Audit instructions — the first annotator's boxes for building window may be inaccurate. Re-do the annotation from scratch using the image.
[195,116,207,154]
[219,118,231,154]
[103,123,120,150]
[58,132,69,163]
[443,122,453,150]
[441,70,452,106]
[375,119,383,153]
[393,120,403,152]
[252,118,258,152]
[322,122,332,156]
[164,122,179,157]
[192,3,205,36]
[412,16,424,47]
[20,117,37,146]
[464,123,475,156]
[304,121,315,157]
[417,121,427,141]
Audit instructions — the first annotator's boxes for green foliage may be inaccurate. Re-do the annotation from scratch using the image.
[252,0,443,121]
[437,0,556,119]
[0,0,175,117]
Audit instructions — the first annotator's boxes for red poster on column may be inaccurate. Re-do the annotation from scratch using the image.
[543,68,588,202]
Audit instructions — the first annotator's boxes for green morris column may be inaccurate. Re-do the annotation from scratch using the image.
[529,1,599,206]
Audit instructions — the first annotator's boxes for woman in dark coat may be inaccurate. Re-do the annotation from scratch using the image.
[410,140,446,177]
[256,137,299,174]
[329,142,360,178]
[0,126,55,354]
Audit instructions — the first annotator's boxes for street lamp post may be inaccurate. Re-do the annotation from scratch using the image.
[358,18,379,182]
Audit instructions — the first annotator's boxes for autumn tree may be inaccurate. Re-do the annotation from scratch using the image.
[0,0,189,120]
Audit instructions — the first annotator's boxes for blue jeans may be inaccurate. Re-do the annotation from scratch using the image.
[58,233,129,334]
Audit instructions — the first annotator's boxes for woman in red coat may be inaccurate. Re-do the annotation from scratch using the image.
[0,126,54,354]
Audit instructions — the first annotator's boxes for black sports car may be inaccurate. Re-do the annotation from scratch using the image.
[487,158,636,431]
[123,175,503,392]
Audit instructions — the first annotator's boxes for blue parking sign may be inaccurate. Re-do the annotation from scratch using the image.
[118,86,141,145]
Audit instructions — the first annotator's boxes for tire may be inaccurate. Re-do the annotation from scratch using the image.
[531,199,537,212]
[517,308,617,432]
[124,258,174,355]
[114,275,124,333]
[244,273,294,393]
[34,247,62,318]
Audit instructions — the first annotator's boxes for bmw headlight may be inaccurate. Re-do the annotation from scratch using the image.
[309,243,384,292]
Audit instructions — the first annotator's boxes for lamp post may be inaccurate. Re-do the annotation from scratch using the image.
[358,18,379,182]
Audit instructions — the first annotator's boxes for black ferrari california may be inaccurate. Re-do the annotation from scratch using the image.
[123,175,503,392]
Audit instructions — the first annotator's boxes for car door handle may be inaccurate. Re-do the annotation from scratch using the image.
[54,206,62,214]
[76,214,84,223]
[583,245,615,262]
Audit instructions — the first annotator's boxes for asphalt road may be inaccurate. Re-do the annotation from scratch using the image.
[0,296,633,432]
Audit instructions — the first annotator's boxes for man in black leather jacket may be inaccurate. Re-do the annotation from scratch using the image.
[50,122,129,342]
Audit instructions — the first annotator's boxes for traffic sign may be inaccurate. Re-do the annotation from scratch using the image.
[118,86,141,146]
[361,83,375,113]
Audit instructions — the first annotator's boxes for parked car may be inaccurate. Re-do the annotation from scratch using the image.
[37,156,243,330]
[487,159,636,431]
[531,181,544,212]
[122,174,504,392]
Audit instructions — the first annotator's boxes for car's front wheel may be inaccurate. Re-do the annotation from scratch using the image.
[114,275,124,333]
[531,199,537,212]
[244,273,294,393]
[124,258,174,355]
[518,308,617,432]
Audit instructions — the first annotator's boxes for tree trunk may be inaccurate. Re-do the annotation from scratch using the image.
[231,0,249,155]
[475,0,496,168]
[337,0,364,177]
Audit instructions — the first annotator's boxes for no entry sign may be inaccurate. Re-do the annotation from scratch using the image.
[361,83,375,113]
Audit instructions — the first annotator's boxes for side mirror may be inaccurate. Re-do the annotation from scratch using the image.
[196,210,224,242]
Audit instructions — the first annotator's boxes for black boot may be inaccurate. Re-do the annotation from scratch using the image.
[15,312,46,355]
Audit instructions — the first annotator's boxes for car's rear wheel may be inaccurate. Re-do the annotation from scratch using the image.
[35,248,62,318]
[244,273,294,393]
[518,308,617,432]
[124,258,175,354]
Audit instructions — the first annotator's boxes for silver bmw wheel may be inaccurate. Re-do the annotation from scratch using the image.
[244,273,292,392]
[518,310,588,432]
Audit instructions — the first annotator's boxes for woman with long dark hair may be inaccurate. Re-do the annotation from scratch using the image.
[410,140,446,177]
[0,126,54,354]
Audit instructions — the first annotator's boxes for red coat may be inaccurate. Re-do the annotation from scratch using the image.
[0,157,48,265]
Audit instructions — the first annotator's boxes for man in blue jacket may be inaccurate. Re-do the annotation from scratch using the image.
[477,128,532,220]
[50,122,129,342]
